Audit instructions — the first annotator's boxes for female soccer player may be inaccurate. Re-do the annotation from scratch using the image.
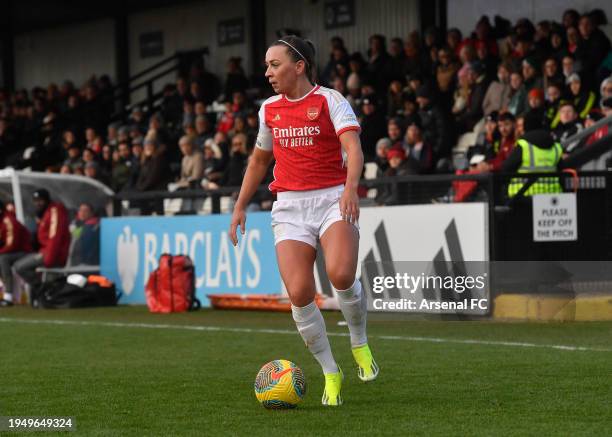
[229,35,378,406]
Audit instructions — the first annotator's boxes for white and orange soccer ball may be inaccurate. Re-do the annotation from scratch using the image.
[254,360,307,409]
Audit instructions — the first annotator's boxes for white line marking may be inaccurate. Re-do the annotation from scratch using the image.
[0,317,610,352]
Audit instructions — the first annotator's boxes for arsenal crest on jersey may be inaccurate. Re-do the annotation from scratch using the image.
[306,107,319,120]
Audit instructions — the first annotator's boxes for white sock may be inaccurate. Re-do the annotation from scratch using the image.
[3,292,12,302]
[291,301,339,374]
[335,279,368,348]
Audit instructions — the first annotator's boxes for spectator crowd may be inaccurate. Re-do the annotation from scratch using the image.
[0,8,611,211]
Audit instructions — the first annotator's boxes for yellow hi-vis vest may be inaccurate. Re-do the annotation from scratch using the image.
[507,138,563,197]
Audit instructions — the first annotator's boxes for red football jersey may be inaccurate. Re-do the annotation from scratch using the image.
[256,85,361,192]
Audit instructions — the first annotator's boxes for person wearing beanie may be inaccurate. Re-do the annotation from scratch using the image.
[599,76,612,108]
[525,88,546,129]
[567,73,596,119]
[375,146,419,205]
[417,83,455,162]
[12,189,70,297]
[522,57,544,92]
[374,137,392,176]
[0,201,32,306]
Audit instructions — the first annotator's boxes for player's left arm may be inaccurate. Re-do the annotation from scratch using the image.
[339,130,364,224]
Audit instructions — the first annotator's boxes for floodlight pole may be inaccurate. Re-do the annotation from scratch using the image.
[9,169,24,222]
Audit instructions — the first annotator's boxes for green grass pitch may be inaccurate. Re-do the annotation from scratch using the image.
[1,306,611,436]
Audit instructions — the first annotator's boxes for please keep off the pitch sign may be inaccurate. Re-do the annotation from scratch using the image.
[532,193,577,242]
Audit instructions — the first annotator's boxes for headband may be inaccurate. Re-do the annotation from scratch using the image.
[278,39,310,67]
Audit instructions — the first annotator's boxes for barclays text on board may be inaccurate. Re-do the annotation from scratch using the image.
[100,213,282,305]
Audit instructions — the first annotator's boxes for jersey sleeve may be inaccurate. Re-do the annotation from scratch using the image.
[327,90,361,136]
[255,104,273,151]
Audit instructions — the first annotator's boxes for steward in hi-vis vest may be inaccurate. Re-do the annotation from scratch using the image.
[502,129,563,197]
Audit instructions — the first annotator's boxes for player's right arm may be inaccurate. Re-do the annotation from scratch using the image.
[230,101,275,246]
[230,147,274,246]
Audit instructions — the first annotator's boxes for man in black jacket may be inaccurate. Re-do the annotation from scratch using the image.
[416,84,455,169]
[359,98,387,162]
[576,14,611,88]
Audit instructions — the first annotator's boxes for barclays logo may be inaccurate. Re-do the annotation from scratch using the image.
[117,226,139,295]
[101,213,282,304]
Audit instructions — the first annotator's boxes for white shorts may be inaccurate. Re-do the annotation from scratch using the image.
[271,184,359,248]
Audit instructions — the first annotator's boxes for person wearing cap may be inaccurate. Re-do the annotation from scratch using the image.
[12,189,70,292]
[358,97,387,161]
[475,111,500,154]
[0,201,32,306]
[417,83,454,163]
[452,153,489,202]
[567,73,596,120]
[502,116,563,197]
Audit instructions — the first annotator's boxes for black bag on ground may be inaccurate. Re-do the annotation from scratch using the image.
[38,278,120,309]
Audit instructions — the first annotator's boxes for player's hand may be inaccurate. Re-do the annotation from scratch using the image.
[230,207,246,246]
[340,188,360,224]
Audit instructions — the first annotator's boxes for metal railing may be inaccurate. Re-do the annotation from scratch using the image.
[110,169,612,261]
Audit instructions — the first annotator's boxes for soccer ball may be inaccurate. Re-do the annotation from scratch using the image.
[254,359,307,409]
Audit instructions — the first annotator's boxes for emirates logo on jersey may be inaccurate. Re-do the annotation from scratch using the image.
[272,125,321,147]
[306,107,319,120]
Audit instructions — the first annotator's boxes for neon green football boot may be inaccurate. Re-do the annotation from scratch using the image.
[322,366,343,406]
[352,344,379,382]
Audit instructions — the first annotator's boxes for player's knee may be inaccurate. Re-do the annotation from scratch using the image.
[291,294,315,307]
[286,284,316,307]
[328,269,355,291]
